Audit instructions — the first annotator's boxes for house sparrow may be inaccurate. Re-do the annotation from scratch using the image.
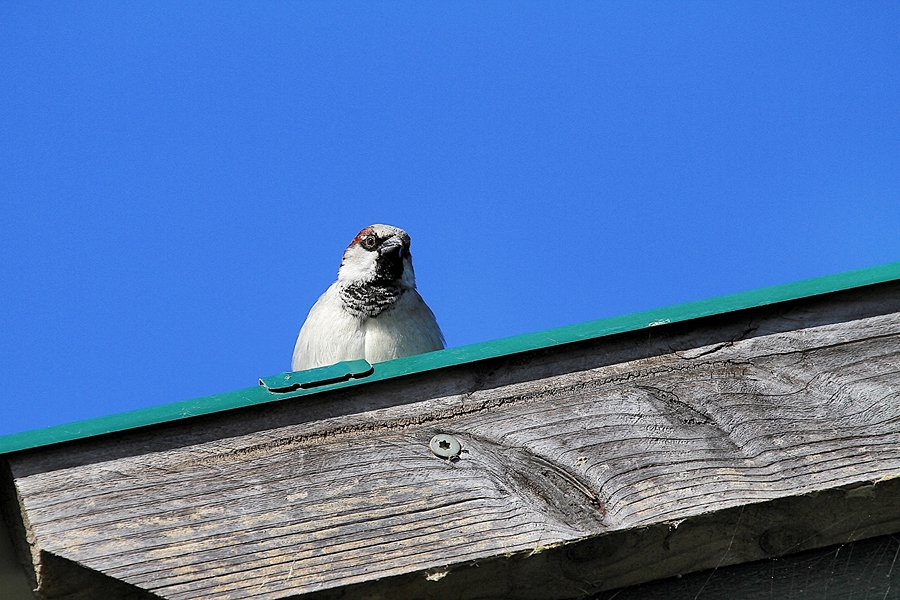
[291,224,445,371]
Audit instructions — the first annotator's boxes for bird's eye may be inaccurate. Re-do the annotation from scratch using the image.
[361,235,378,251]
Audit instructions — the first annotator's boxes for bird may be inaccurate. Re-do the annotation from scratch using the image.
[291,224,445,371]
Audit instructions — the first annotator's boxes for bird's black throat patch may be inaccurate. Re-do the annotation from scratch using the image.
[339,281,404,318]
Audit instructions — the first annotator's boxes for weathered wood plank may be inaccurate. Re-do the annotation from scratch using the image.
[297,478,900,600]
[5,283,900,599]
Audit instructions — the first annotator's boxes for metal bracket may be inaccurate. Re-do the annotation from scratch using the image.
[259,359,374,393]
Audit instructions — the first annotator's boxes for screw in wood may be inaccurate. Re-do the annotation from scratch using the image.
[429,434,462,459]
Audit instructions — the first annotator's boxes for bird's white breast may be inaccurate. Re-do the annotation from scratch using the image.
[291,284,443,371]
[361,289,444,363]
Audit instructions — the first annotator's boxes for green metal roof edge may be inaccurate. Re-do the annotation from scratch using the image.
[2,260,899,456]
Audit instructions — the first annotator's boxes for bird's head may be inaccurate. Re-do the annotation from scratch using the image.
[338,224,416,289]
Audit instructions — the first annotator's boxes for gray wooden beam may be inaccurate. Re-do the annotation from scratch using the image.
[3,281,900,599]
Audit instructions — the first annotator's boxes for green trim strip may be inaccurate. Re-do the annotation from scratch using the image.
[2,261,899,456]
[259,359,374,392]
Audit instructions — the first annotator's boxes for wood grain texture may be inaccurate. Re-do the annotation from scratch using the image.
[5,283,900,599]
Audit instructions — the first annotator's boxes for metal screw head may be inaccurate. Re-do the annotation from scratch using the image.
[429,434,461,459]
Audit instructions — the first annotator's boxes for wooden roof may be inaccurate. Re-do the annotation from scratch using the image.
[2,261,900,599]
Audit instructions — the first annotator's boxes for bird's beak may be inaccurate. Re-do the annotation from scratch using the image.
[379,237,406,260]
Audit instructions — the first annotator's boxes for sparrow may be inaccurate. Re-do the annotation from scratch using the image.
[291,224,445,371]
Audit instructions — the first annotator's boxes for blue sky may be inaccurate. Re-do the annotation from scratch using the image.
[1,3,898,437]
